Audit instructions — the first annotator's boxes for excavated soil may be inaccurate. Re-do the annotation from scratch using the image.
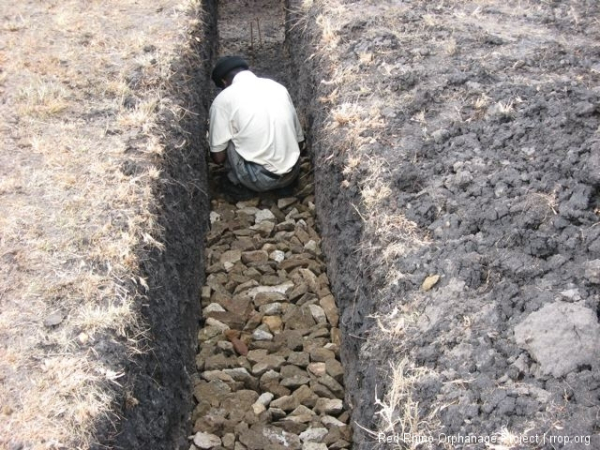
[286,0,600,449]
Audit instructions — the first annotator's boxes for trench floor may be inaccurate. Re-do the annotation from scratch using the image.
[189,1,352,449]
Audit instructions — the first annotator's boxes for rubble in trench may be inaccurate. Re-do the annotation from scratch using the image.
[190,158,352,450]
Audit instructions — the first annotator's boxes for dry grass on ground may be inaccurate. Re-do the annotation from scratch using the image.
[302,0,600,445]
[0,0,202,447]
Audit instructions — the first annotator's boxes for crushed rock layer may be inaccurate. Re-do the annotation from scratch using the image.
[189,158,352,450]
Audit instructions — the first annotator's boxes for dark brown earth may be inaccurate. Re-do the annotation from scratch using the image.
[287,0,600,448]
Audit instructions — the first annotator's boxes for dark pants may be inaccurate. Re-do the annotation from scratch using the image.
[225,142,300,192]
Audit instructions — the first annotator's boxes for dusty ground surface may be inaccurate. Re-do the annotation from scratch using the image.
[4,0,600,448]
[287,0,600,448]
[0,1,211,448]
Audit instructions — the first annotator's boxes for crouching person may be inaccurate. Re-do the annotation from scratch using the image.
[208,56,305,196]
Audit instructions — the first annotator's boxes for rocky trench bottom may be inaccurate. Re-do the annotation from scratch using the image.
[188,157,352,450]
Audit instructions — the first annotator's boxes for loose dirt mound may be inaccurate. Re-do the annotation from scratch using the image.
[287,0,600,448]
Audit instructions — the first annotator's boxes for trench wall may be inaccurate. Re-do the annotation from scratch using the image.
[105,1,218,448]
[105,0,369,447]
[285,1,375,444]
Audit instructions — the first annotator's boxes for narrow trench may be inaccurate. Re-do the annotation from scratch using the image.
[190,1,352,449]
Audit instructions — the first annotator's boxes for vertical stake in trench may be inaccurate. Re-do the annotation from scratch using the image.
[250,20,254,53]
[256,18,263,47]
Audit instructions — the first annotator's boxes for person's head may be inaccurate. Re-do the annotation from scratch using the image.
[211,56,249,89]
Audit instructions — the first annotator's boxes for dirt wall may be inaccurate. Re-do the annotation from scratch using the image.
[102,1,217,448]
[285,0,377,441]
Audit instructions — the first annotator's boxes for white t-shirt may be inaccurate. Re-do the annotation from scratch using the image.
[209,71,304,175]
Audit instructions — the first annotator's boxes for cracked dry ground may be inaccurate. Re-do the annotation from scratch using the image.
[189,158,352,450]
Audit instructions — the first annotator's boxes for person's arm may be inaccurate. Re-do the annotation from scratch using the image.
[208,102,231,164]
[211,150,227,164]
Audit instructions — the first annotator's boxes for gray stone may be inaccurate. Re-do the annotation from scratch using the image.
[200,370,235,383]
[270,395,300,412]
[269,250,286,263]
[283,305,316,330]
[242,250,269,264]
[222,433,236,449]
[276,330,304,350]
[287,351,310,368]
[287,283,309,301]
[318,374,345,397]
[254,291,287,306]
[222,367,253,383]
[247,282,295,300]
[307,362,327,377]
[236,199,260,209]
[292,384,319,407]
[514,301,600,377]
[311,382,336,399]
[289,405,315,418]
[304,240,320,255]
[201,286,212,301]
[203,303,226,314]
[222,390,259,409]
[276,220,297,232]
[299,427,328,443]
[261,302,283,315]
[298,268,319,293]
[308,328,330,339]
[218,292,252,316]
[281,375,311,388]
[220,249,242,271]
[278,197,298,209]
[325,359,344,383]
[320,415,346,428]
[319,295,339,327]
[239,429,270,450]
[314,398,344,415]
[256,392,274,406]
[233,280,259,294]
[302,443,328,450]
[250,220,275,238]
[203,317,229,332]
[251,354,286,375]
[269,407,286,420]
[193,407,226,434]
[255,209,276,223]
[560,288,581,302]
[262,425,302,449]
[308,304,327,324]
[310,348,335,363]
[204,354,238,371]
[193,380,231,405]
[252,329,274,341]
[193,431,221,449]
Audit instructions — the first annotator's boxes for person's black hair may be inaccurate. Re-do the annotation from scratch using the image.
[211,56,249,88]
